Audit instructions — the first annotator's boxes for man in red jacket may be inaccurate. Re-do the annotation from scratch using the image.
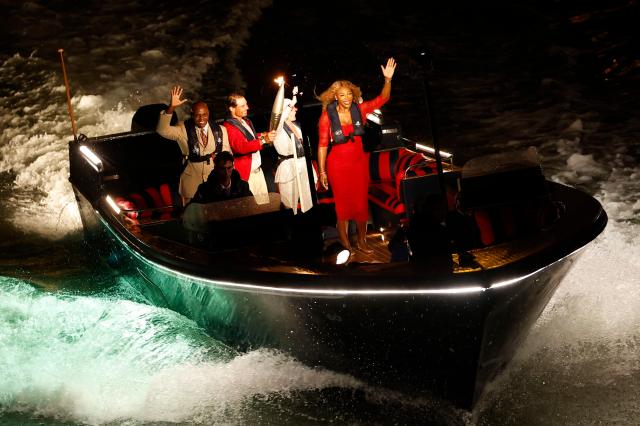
[223,93,276,201]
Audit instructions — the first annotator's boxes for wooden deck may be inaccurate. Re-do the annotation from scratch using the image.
[322,229,393,264]
[323,225,558,273]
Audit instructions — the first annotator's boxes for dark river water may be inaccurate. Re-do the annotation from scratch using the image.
[1,0,639,424]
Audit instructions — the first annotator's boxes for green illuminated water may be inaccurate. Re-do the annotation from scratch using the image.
[0,276,233,423]
[1,273,458,425]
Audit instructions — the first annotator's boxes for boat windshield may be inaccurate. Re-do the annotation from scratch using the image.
[179,192,309,252]
[182,193,284,233]
[461,146,541,179]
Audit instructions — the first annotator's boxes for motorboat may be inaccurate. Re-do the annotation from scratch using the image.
[68,103,607,408]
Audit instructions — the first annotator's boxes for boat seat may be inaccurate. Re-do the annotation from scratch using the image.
[370,148,436,192]
[131,103,177,132]
[458,150,563,246]
[368,148,438,221]
[313,148,439,223]
[368,182,405,215]
[470,198,563,246]
[112,182,181,224]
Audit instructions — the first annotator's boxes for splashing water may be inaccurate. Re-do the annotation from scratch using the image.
[0,278,377,425]
[0,0,273,240]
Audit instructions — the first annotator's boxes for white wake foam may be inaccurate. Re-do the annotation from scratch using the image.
[0,278,364,425]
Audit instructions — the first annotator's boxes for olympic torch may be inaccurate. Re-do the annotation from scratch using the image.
[269,76,285,131]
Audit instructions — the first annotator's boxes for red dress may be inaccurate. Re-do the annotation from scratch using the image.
[318,96,388,221]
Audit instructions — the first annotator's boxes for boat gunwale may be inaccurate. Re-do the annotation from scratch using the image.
[81,182,606,296]
[68,133,607,295]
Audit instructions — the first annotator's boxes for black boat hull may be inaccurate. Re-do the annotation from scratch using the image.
[73,186,589,407]
[69,126,606,407]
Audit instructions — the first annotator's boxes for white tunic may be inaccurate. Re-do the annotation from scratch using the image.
[273,122,316,214]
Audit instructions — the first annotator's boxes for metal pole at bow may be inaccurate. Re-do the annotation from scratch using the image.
[57,48,78,142]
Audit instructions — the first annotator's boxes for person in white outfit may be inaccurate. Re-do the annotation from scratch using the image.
[273,94,316,214]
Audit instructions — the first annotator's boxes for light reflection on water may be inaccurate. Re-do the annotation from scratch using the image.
[0,277,468,425]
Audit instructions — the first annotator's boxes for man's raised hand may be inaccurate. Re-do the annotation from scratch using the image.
[170,86,188,108]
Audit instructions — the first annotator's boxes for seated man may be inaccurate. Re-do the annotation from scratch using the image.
[191,151,252,203]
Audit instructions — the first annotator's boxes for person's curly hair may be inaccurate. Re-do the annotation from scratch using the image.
[316,80,362,111]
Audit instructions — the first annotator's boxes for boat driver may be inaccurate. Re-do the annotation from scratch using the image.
[190,151,252,203]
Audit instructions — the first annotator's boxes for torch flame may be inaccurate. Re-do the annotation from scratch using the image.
[270,76,286,131]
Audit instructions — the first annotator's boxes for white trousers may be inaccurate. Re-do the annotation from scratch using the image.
[248,167,269,204]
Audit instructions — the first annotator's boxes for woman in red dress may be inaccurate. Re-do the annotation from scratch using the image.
[317,58,397,252]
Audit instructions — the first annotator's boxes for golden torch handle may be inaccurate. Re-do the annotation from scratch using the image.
[270,76,285,131]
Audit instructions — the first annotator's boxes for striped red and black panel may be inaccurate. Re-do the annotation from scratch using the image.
[473,205,519,247]
[150,183,180,219]
[394,151,436,194]
[394,151,434,178]
[114,197,140,220]
[369,149,400,182]
[115,183,179,221]
[368,182,405,215]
